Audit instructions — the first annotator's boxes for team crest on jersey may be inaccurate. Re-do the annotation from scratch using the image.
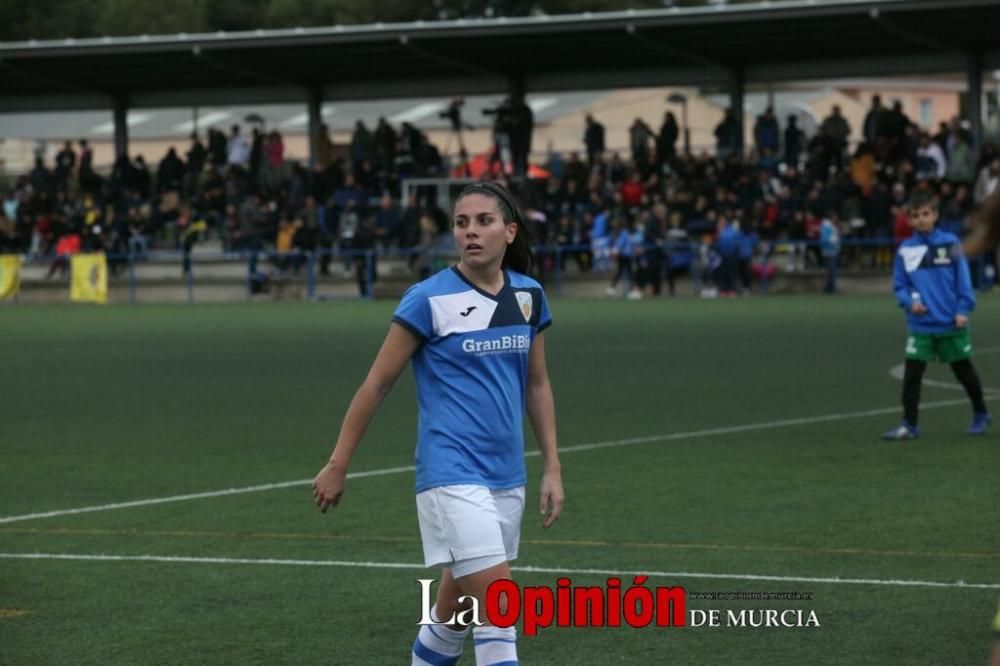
[515,291,533,322]
[932,246,952,265]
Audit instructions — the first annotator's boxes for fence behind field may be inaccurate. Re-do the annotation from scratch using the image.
[4,238,998,304]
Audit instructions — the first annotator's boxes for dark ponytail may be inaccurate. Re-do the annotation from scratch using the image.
[455,181,535,274]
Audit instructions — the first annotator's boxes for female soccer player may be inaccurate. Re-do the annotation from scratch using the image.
[312,181,564,666]
[962,187,1000,257]
[962,188,1000,666]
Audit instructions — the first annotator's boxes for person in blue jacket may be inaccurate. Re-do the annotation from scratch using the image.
[883,191,990,439]
[715,217,742,296]
[607,215,640,298]
[819,211,841,294]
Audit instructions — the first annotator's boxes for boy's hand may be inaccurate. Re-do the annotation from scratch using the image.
[955,314,968,328]
[911,303,927,315]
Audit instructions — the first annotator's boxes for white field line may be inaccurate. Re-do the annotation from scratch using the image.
[1,395,993,526]
[0,466,415,525]
[888,346,1000,394]
[888,365,1000,394]
[0,552,996,591]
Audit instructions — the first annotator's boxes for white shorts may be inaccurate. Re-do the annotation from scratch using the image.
[416,484,525,579]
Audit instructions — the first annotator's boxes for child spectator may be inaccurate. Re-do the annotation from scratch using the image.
[882,192,990,439]
[607,215,639,299]
[820,210,841,294]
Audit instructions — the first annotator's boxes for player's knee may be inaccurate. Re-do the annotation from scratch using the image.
[436,593,471,622]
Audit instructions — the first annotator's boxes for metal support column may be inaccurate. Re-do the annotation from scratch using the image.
[968,51,984,152]
[113,93,129,159]
[729,67,746,159]
[307,86,323,169]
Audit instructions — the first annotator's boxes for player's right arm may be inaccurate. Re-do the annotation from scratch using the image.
[313,323,421,512]
[892,245,918,312]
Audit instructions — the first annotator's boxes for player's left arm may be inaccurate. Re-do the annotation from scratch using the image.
[526,333,564,528]
[962,188,1000,257]
[955,241,975,327]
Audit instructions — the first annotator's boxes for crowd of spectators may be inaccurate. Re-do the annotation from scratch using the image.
[0,117,452,293]
[532,95,999,296]
[1,93,998,297]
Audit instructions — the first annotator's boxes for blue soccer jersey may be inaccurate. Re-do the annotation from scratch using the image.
[392,266,552,493]
[893,227,975,334]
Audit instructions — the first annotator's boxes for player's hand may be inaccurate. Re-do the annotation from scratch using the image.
[312,462,347,513]
[955,314,968,328]
[911,303,927,315]
[539,468,564,529]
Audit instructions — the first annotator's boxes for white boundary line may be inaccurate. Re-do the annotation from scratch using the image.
[0,466,415,525]
[0,552,996,590]
[888,364,1000,393]
[1,396,992,526]
[888,346,1000,394]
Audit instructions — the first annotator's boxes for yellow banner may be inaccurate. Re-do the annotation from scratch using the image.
[0,255,21,300]
[70,253,108,304]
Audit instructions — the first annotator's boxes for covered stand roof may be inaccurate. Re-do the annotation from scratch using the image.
[1,0,999,112]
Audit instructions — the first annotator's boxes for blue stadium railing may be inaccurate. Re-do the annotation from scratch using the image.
[11,237,998,303]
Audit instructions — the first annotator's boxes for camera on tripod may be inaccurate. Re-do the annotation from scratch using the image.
[482,99,514,133]
[439,97,467,132]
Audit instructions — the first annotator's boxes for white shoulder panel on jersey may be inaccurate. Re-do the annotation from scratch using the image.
[899,245,927,273]
[428,290,498,337]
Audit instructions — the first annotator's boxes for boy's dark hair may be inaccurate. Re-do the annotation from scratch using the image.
[909,191,938,212]
[455,181,535,274]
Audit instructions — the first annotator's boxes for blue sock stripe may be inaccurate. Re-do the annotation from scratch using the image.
[485,661,519,666]
[427,624,463,643]
[412,638,460,666]
[474,638,518,645]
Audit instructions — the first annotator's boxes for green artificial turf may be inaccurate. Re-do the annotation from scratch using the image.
[1,296,998,664]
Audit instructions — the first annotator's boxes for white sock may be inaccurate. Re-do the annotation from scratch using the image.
[412,603,469,666]
[473,625,517,665]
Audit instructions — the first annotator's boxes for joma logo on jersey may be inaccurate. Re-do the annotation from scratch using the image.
[462,335,530,354]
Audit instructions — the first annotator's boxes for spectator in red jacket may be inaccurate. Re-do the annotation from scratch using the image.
[46,230,81,278]
[619,170,644,207]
